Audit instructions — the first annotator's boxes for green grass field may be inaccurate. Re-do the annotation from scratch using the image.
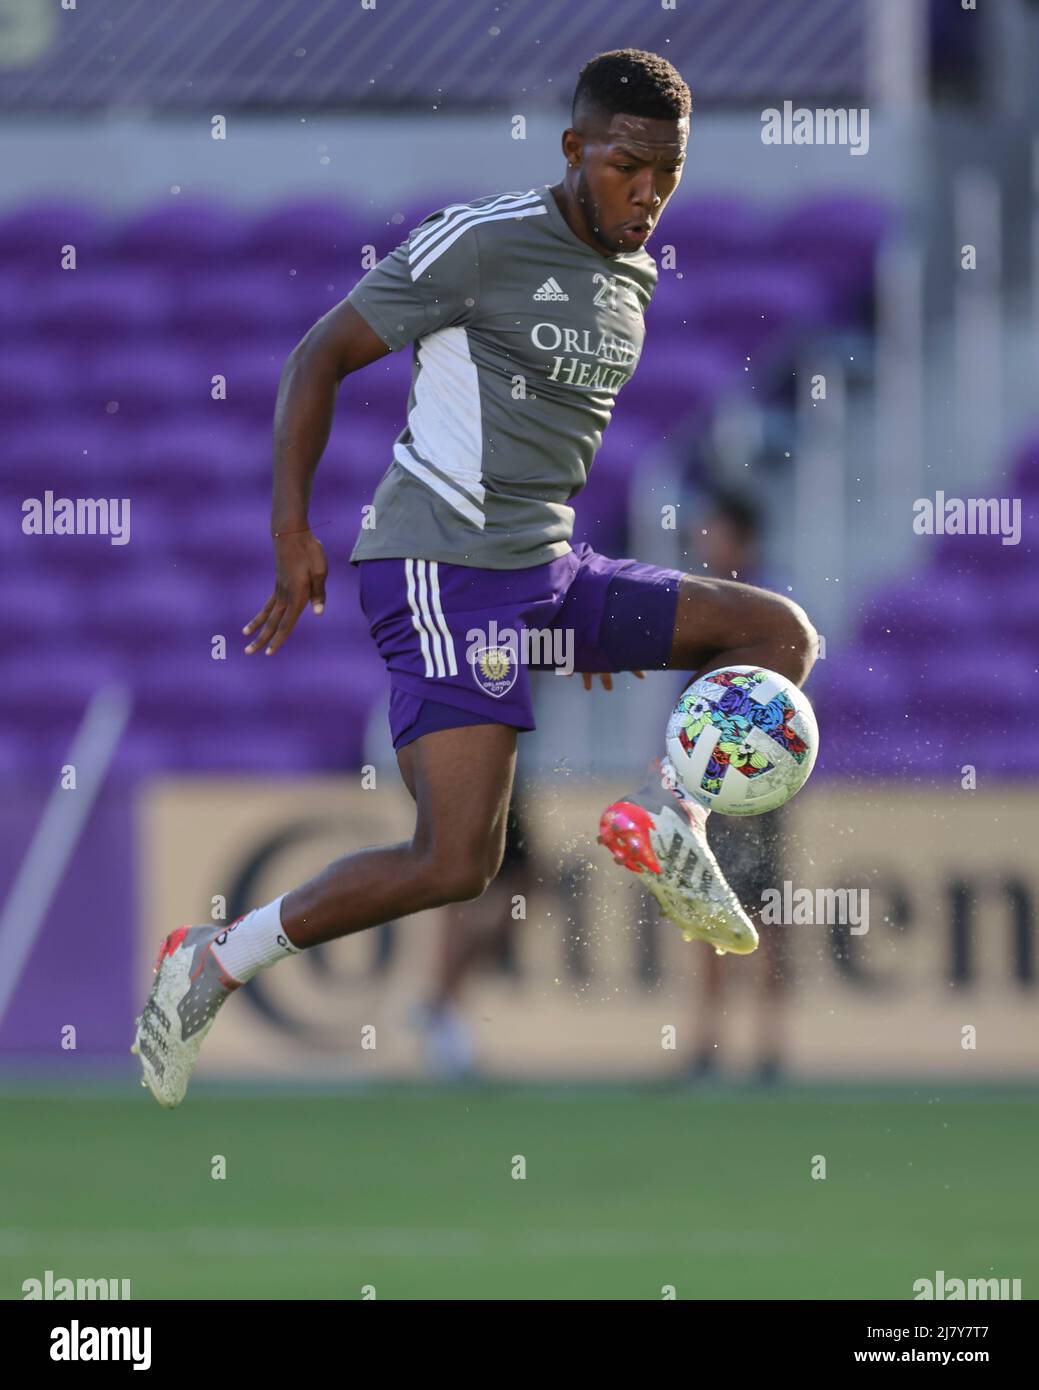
[1,1082,1036,1300]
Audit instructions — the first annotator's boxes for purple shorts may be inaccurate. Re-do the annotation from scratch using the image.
[359,542,684,750]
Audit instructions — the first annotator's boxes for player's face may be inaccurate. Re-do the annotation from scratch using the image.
[570,113,688,255]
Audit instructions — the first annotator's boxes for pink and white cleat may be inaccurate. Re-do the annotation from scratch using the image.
[131,926,241,1108]
[598,758,758,956]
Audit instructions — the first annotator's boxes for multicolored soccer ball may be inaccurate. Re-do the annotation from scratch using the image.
[665,666,819,816]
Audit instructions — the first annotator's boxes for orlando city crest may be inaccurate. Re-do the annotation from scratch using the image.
[470,645,518,698]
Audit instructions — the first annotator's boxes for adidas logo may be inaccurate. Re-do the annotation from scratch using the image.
[660,832,709,892]
[533,276,569,301]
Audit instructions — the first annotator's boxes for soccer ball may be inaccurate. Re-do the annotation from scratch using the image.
[665,665,818,816]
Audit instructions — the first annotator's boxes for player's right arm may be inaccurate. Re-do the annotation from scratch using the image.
[245,215,479,656]
[243,302,392,656]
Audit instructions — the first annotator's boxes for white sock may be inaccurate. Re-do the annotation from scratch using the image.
[210,895,300,984]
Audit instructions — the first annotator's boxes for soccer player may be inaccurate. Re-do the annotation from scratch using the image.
[133,49,818,1107]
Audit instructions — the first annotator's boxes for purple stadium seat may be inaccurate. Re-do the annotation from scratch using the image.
[992,577,1039,651]
[858,574,991,648]
[928,643,1037,692]
[1010,432,1039,491]
[766,195,893,318]
[0,573,87,641]
[6,419,130,493]
[933,525,1037,576]
[811,654,911,726]
[166,269,334,343]
[106,199,249,269]
[133,655,269,725]
[110,727,186,776]
[661,196,772,265]
[0,200,105,271]
[770,195,892,254]
[75,345,202,421]
[622,337,747,423]
[132,420,257,491]
[8,648,128,722]
[671,266,829,349]
[86,571,216,650]
[243,200,367,269]
[26,269,172,345]
[95,496,185,557]
[174,496,277,571]
[0,269,47,338]
[215,344,286,418]
[0,346,76,419]
[181,724,358,773]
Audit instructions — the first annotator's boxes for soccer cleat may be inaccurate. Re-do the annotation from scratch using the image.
[131,925,242,1108]
[598,758,759,956]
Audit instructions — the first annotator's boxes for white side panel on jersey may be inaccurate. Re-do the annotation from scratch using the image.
[393,445,485,530]
[394,324,486,528]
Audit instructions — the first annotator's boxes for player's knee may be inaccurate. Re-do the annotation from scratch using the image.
[431,862,496,906]
[778,595,819,681]
[449,865,496,904]
[416,845,499,907]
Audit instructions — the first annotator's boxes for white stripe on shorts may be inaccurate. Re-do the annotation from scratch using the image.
[426,561,458,676]
[414,560,445,677]
[404,559,457,679]
[405,559,435,677]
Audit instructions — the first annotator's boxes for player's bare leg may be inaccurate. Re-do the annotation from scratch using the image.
[668,574,818,689]
[599,577,818,955]
[281,722,517,945]
[133,723,517,1106]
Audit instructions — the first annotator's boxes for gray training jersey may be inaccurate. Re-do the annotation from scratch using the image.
[346,184,657,569]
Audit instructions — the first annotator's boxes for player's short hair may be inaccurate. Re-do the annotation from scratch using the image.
[572,49,692,128]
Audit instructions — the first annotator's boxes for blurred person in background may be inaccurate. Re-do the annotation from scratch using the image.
[413,792,534,1079]
[680,484,792,1085]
